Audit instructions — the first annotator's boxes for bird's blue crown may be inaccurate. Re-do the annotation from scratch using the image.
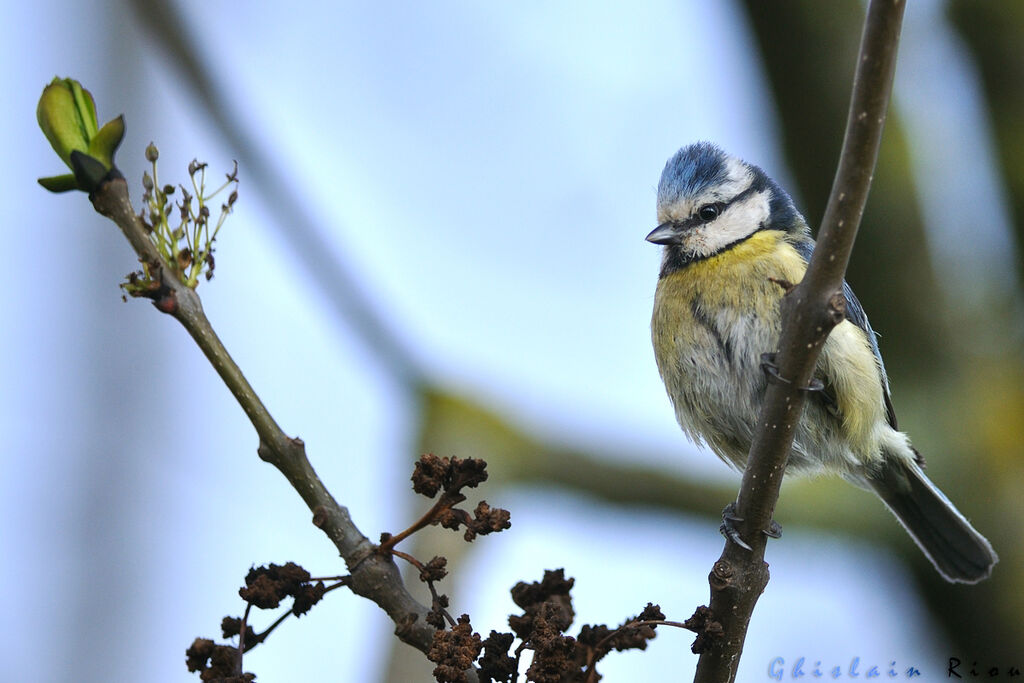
[657,142,803,236]
[657,141,733,210]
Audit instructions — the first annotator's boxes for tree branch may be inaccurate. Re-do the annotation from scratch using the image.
[88,178,449,663]
[692,1,906,681]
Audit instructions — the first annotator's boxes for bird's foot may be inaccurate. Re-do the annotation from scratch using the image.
[759,352,825,393]
[719,502,782,550]
[719,502,751,550]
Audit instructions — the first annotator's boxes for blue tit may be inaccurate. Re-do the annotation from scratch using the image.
[647,142,997,584]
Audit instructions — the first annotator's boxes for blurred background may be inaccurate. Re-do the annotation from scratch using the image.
[3,1,1022,681]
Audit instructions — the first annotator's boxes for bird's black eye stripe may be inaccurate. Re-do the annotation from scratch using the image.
[691,184,759,225]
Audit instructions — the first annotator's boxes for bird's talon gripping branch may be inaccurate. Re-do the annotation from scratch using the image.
[759,352,825,394]
[719,502,752,551]
[720,502,781,549]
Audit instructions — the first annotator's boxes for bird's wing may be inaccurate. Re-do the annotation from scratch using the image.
[791,238,898,430]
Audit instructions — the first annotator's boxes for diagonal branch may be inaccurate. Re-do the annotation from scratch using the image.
[88,177,448,663]
[693,1,907,681]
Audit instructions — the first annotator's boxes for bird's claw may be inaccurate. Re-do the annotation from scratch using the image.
[720,502,752,550]
[760,352,825,393]
[719,502,783,550]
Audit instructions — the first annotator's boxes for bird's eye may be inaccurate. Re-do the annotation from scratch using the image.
[698,204,720,222]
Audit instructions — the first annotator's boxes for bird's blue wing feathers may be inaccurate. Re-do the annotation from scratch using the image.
[791,237,898,429]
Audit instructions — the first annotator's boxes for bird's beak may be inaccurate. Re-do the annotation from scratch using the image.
[645,222,681,245]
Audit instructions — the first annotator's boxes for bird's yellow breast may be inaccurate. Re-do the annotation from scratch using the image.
[652,230,806,341]
[651,229,887,464]
[676,230,804,302]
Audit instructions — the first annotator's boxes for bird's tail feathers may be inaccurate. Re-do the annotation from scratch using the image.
[868,458,997,584]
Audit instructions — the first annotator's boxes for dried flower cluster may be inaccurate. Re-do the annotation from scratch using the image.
[427,568,666,683]
[237,562,327,615]
[185,562,343,681]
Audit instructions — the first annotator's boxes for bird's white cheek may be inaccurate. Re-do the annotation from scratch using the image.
[690,193,772,257]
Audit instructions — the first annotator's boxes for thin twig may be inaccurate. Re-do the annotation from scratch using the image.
[250,607,292,648]
[88,178,452,663]
[244,579,351,652]
[390,549,457,628]
[379,492,462,553]
[237,602,252,671]
[693,2,906,681]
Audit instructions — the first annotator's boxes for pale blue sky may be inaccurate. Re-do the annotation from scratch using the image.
[3,1,1014,681]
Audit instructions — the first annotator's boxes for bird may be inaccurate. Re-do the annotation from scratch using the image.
[647,141,997,583]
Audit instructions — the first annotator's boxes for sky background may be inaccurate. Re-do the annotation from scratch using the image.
[2,1,1017,681]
